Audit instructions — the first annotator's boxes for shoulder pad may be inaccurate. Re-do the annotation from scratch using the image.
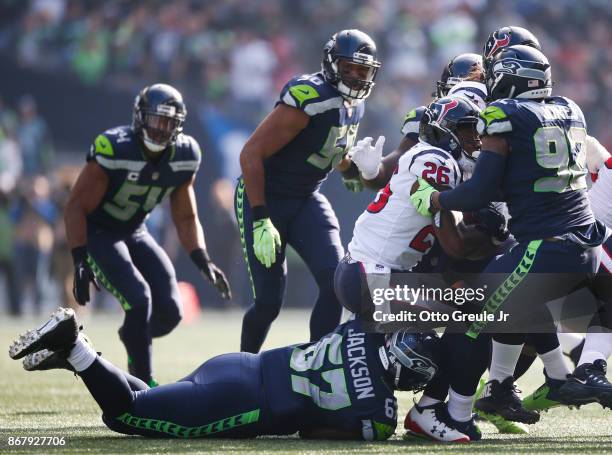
[86,126,144,172]
[170,134,201,173]
[401,106,425,136]
[477,101,514,135]
[278,73,343,116]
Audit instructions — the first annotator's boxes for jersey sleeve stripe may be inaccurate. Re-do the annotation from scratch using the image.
[169,161,200,172]
[95,156,146,172]
[485,120,513,134]
[303,97,344,116]
[282,91,298,108]
[401,120,419,136]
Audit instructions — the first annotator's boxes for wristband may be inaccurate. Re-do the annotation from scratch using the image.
[252,205,270,221]
[71,246,88,265]
[190,248,211,270]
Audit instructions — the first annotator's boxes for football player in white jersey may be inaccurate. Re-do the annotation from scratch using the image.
[351,54,487,192]
[335,96,488,319]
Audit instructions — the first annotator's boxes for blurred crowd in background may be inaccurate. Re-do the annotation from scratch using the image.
[1,0,612,315]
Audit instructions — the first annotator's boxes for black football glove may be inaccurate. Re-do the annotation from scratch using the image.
[71,246,100,306]
[190,249,232,300]
[473,203,510,245]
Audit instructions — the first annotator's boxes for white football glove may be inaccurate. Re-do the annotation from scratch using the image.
[348,135,385,180]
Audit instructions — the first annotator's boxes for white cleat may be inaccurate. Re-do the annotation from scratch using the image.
[404,403,471,443]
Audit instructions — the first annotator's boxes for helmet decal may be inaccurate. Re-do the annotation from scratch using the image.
[486,33,511,59]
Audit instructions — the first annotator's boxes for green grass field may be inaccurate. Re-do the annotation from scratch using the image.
[1,308,611,454]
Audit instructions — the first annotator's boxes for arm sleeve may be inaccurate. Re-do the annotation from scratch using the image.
[438,150,506,211]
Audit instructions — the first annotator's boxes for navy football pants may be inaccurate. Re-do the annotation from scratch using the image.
[235,179,344,353]
[79,352,275,438]
[87,225,182,383]
[447,239,601,395]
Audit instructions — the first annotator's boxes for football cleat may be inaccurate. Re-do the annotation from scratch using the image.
[22,334,94,372]
[558,360,612,409]
[9,307,79,360]
[522,370,566,411]
[404,402,480,442]
[475,377,528,433]
[475,377,540,424]
[23,349,74,372]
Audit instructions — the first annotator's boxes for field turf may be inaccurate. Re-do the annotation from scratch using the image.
[1,308,611,454]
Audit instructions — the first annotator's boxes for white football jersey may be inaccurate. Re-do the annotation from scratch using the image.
[588,157,612,229]
[349,141,462,270]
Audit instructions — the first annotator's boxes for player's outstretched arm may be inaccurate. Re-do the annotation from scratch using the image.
[239,104,308,267]
[64,161,108,304]
[170,177,231,299]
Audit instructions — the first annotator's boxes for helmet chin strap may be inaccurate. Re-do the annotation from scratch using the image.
[143,130,167,153]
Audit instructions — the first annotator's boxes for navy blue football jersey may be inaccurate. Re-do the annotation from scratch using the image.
[260,318,397,440]
[478,97,595,241]
[400,106,426,143]
[265,72,365,197]
[86,125,201,233]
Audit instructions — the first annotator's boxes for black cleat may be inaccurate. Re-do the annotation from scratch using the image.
[22,334,95,372]
[8,307,79,360]
[559,359,612,409]
[475,377,540,424]
[22,349,74,372]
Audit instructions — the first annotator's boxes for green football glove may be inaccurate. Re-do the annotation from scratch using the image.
[410,178,438,216]
[342,176,364,192]
[253,218,282,268]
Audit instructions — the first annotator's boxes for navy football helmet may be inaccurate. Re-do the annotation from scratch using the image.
[322,29,381,101]
[381,331,440,391]
[133,83,186,153]
[482,26,541,71]
[420,96,481,161]
[485,45,552,101]
[436,53,483,98]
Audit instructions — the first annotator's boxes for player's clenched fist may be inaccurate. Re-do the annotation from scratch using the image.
[253,218,282,268]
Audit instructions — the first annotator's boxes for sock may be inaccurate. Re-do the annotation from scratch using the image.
[67,333,97,372]
[557,332,584,355]
[578,329,612,366]
[538,346,571,380]
[417,394,441,407]
[448,388,474,422]
[488,340,523,383]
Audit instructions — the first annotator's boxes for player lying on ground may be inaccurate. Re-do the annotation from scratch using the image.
[8,307,441,440]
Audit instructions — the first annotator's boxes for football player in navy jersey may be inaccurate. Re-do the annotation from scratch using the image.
[64,84,231,386]
[236,29,381,353]
[410,45,609,434]
[9,307,442,441]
